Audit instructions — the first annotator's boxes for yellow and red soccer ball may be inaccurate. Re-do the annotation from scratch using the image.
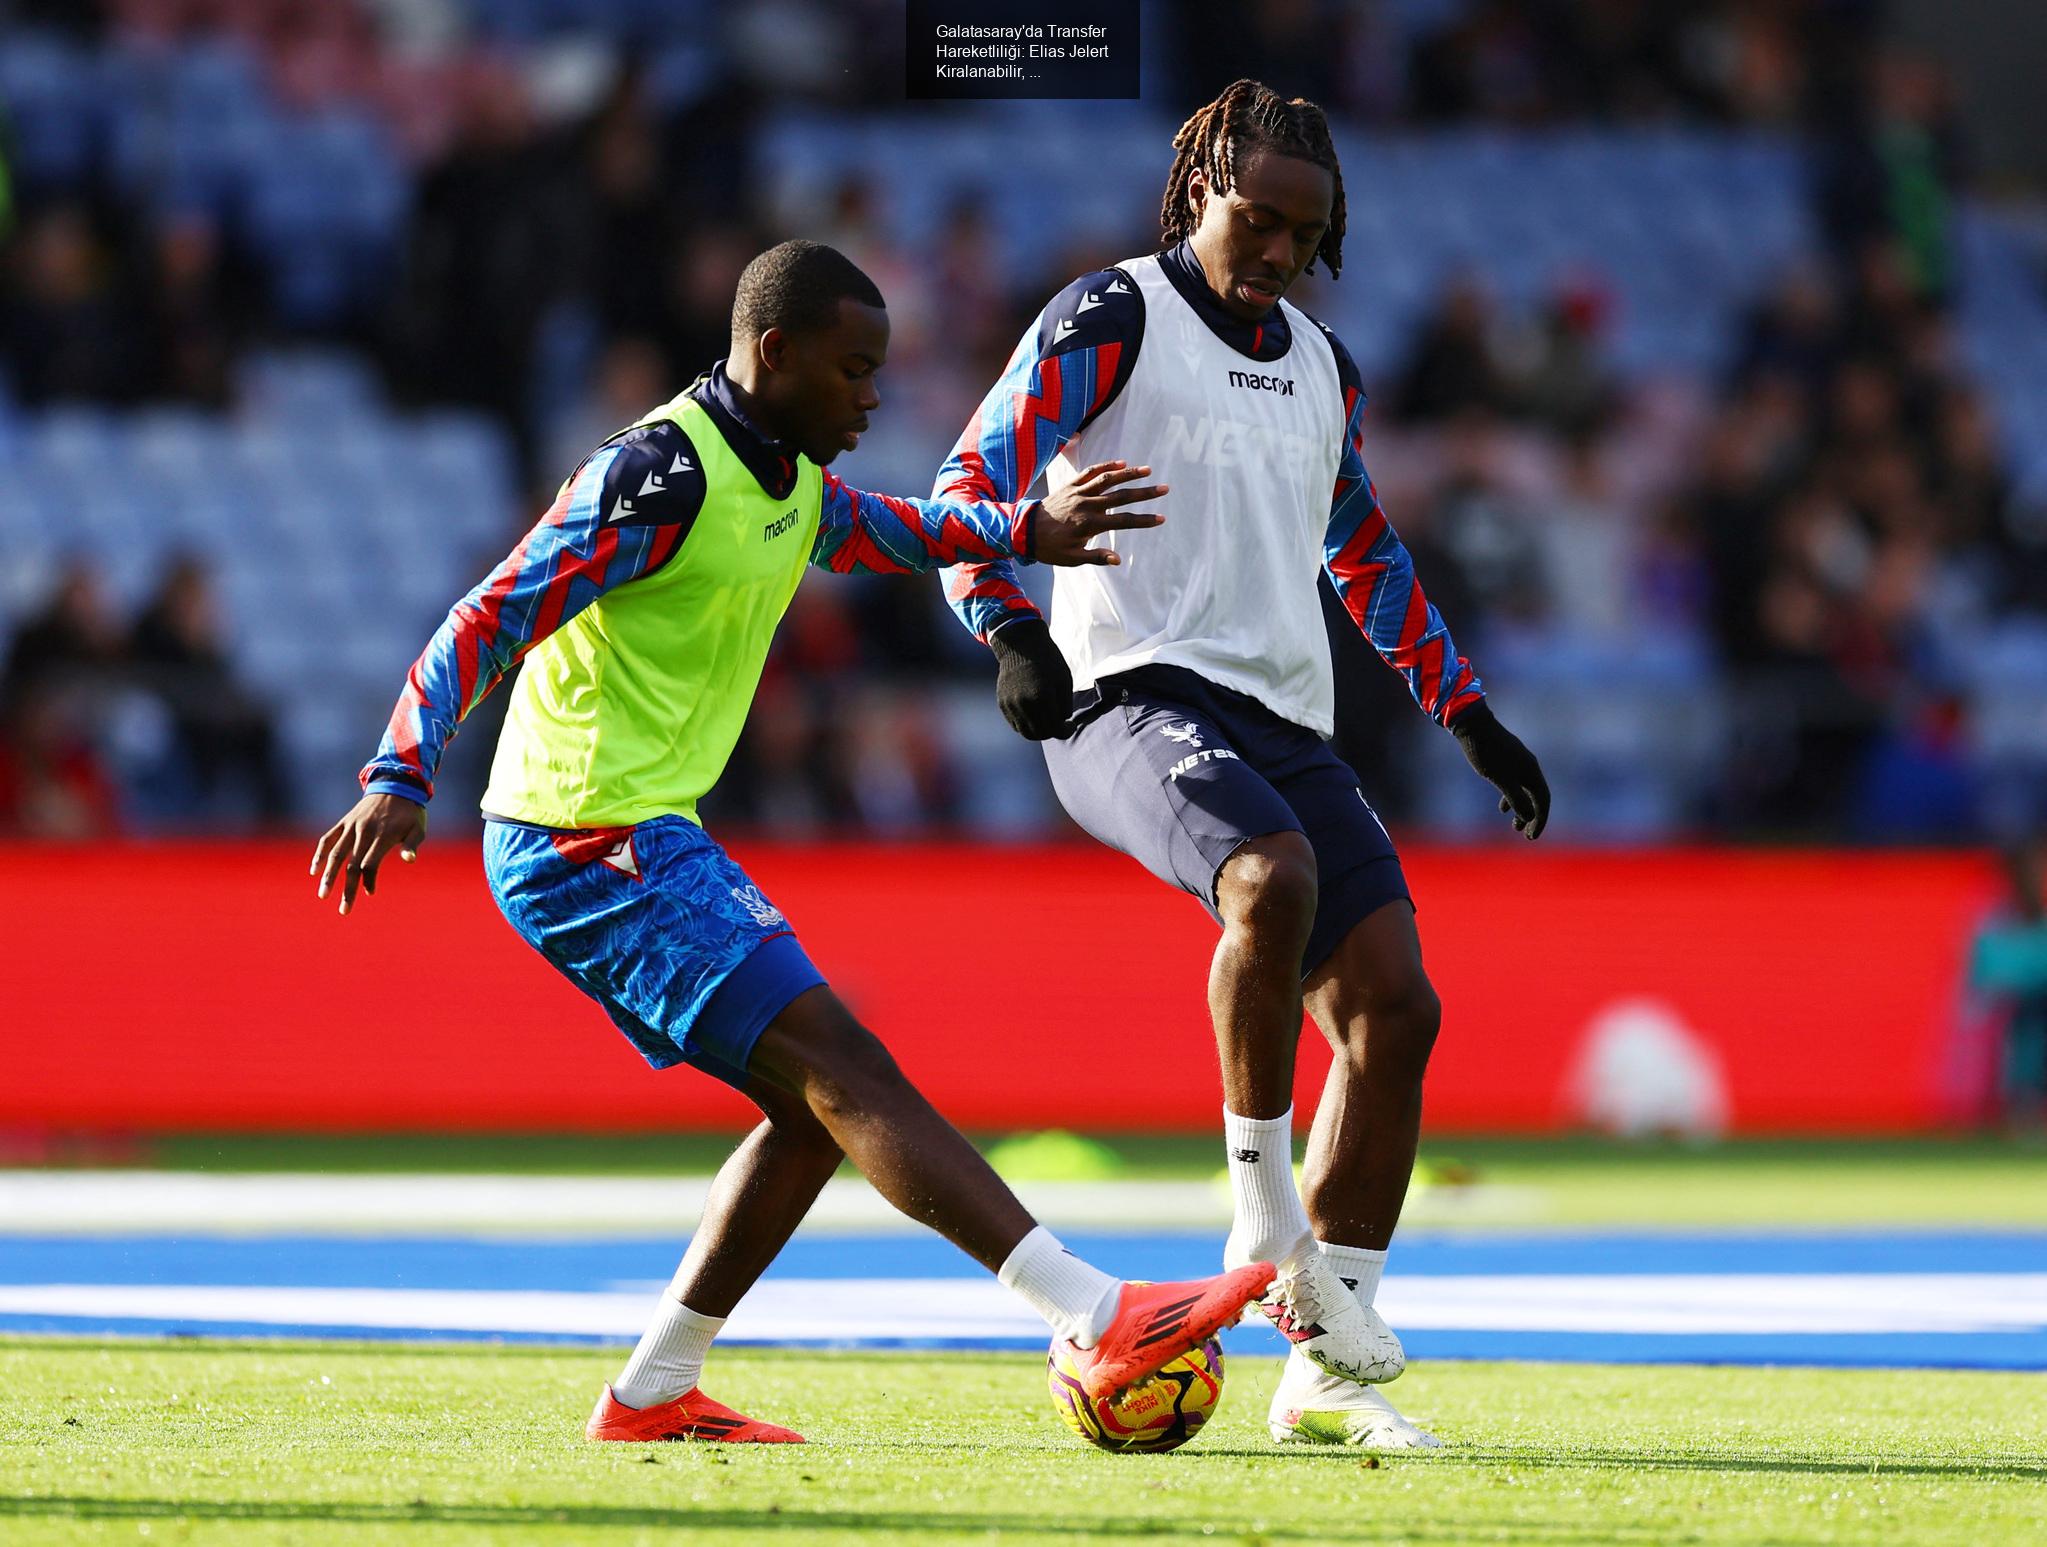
[1047,1335,1225,1453]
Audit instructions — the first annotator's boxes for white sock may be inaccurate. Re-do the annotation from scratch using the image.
[998,1225,1123,1348]
[1222,1106,1315,1271]
[1319,1240,1388,1307]
[612,1292,724,1409]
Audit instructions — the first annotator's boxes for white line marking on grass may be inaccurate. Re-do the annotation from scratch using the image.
[0,1172,1225,1234]
[0,1171,1544,1235]
[1380,1274,2047,1335]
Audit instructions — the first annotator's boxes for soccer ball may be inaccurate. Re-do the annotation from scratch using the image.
[1047,1334,1225,1453]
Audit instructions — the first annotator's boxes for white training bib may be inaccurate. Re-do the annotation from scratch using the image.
[1047,253,1347,734]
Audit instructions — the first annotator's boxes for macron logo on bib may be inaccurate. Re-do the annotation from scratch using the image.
[1228,369,1295,396]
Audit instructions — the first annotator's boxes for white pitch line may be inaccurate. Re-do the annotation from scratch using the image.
[0,1170,1543,1235]
[1382,1274,2047,1335]
[1,1275,2042,1341]
[0,1172,1217,1234]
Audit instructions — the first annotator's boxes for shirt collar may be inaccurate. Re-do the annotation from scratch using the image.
[1157,241,1293,363]
[688,360,801,499]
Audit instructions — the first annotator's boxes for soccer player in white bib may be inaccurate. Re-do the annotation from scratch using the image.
[936,82,1552,1448]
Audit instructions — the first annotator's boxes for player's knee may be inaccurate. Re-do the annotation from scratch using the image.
[799,1016,906,1124]
[1366,976,1441,1086]
[1218,833,1318,946]
[751,1081,843,1160]
[1330,973,1440,1088]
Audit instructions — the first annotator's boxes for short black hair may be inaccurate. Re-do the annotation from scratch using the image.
[731,240,885,342]
[1161,80,1346,279]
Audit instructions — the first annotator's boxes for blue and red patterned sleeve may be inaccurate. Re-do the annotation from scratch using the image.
[936,268,1145,642]
[359,421,707,803]
[809,474,1032,574]
[1316,323,1485,727]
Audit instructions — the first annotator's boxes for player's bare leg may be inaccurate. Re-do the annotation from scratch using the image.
[593,1076,844,1440]
[1209,831,1319,1120]
[1269,898,1445,1448]
[1301,899,1441,1250]
[748,985,1274,1398]
[1210,833,1403,1385]
[668,1077,846,1317]
[748,987,1039,1267]
[593,994,1272,1438]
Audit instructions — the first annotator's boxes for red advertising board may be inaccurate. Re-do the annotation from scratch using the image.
[0,841,1996,1133]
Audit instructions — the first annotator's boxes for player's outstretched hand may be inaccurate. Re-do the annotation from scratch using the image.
[1033,461,1166,566]
[1450,703,1550,840]
[989,617,1075,741]
[311,793,428,915]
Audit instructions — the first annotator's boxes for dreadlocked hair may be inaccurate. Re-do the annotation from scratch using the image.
[1159,79,1346,279]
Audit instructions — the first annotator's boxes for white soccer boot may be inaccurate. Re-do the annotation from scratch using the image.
[1268,1348,1442,1448]
[1240,1245,1405,1385]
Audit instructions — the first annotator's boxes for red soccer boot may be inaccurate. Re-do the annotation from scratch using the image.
[1054,1262,1276,1400]
[585,1384,805,1443]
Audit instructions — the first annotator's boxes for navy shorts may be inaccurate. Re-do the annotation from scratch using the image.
[484,814,826,1087]
[1045,664,1411,977]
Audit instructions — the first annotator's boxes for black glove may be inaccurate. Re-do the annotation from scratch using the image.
[989,618,1074,741]
[1451,702,1550,839]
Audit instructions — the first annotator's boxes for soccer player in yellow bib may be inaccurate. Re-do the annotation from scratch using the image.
[311,241,1274,1443]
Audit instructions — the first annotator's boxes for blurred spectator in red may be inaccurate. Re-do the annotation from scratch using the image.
[127,555,288,824]
[0,690,120,838]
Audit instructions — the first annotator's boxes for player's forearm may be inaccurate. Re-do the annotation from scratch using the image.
[1330,556,1485,725]
[358,604,520,800]
[945,560,1042,644]
[813,480,1034,575]
[1325,497,1482,726]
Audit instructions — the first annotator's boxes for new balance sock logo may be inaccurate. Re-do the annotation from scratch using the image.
[1232,1148,1261,1163]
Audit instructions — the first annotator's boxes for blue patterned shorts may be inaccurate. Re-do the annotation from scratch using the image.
[483,815,824,1085]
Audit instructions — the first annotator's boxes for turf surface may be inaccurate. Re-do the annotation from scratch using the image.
[4,1340,2042,1545]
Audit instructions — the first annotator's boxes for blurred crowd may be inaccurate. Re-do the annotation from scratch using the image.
[1,554,284,835]
[2,0,2043,843]
[1342,233,2039,841]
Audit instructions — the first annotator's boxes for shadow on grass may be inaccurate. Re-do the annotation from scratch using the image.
[1175,1445,2045,1481]
[0,1497,1741,1542]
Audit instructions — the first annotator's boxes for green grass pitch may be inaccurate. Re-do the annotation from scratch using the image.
[4,1340,2042,1545]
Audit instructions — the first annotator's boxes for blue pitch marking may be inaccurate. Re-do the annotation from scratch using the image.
[6,1229,2046,1283]
[4,1231,2045,1370]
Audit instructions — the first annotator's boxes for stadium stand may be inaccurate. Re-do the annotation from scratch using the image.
[2,0,2044,841]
